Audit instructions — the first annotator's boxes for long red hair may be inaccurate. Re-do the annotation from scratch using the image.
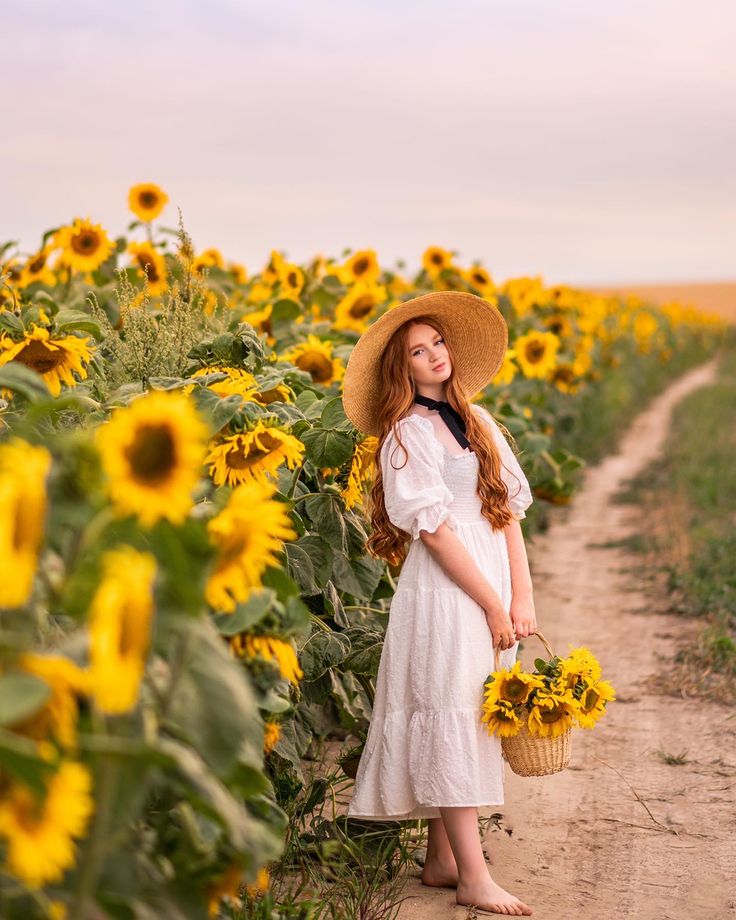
[364,315,518,567]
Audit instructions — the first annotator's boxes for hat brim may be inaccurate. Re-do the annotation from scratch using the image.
[342,290,508,435]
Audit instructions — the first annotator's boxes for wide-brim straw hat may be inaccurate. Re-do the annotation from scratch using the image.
[342,290,508,436]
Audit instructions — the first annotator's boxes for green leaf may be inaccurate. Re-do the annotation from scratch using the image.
[0,362,51,401]
[298,628,351,681]
[300,426,354,468]
[0,673,51,728]
[0,311,24,336]
[0,727,56,794]
[212,589,275,636]
[54,308,102,338]
[284,542,317,595]
[342,626,384,676]
[320,396,351,430]
[303,493,349,555]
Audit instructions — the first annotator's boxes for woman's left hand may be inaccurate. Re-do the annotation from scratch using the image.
[509,596,537,639]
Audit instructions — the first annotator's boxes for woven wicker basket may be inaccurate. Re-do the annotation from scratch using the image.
[493,630,572,777]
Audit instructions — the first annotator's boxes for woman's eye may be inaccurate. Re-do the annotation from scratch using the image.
[412,338,444,357]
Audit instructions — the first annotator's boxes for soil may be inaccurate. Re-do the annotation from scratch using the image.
[330,356,736,919]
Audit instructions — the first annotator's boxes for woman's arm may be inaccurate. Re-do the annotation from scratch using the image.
[504,517,537,638]
[419,524,517,649]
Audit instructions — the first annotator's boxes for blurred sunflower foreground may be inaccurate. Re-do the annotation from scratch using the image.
[0,184,727,918]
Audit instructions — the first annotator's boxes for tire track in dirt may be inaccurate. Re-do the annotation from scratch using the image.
[393,357,736,919]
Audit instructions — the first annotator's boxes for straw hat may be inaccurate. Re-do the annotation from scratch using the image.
[342,290,508,436]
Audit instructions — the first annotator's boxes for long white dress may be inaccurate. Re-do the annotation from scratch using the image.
[347,402,534,821]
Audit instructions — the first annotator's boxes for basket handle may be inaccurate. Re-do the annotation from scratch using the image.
[493,629,554,671]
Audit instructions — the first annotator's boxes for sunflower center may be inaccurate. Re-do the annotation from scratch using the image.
[502,676,529,703]
[72,231,101,256]
[16,340,63,374]
[472,271,486,285]
[135,252,161,283]
[525,341,546,363]
[225,441,269,470]
[14,789,46,831]
[350,295,375,318]
[581,687,600,711]
[297,352,333,384]
[286,271,299,288]
[494,706,515,722]
[124,424,177,485]
[353,258,369,277]
[539,704,564,723]
[118,601,142,657]
[139,191,158,208]
[28,252,47,274]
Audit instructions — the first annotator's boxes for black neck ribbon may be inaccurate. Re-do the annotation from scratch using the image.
[413,393,471,450]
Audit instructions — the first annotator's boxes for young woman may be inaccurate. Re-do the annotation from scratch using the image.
[342,291,537,916]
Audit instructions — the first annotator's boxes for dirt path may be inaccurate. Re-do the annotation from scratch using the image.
[389,357,736,919]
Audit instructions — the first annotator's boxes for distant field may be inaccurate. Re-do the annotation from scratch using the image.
[588,281,736,325]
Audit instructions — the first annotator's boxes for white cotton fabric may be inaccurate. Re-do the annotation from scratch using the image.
[347,405,534,821]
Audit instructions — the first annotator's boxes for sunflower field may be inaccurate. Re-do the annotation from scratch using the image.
[0,184,728,919]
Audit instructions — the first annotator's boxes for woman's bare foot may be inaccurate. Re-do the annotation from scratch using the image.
[456,876,533,915]
[420,852,459,888]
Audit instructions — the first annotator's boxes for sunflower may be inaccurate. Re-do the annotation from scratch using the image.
[0,758,94,888]
[261,249,287,285]
[527,687,579,739]
[206,421,305,488]
[276,262,305,299]
[500,277,545,317]
[0,439,52,608]
[463,264,496,298]
[513,330,561,380]
[576,679,616,728]
[263,720,281,754]
[192,248,225,275]
[128,183,169,222]
[334,282,388,334]
[94,389,210,528]
[230,634,303,685]
[491,348,519,387]
[229,262,248,284]
[278,334,346,386]
[0,323,94,397]
[561,646,602,684]
[548,362,582,394]
[422,246,454,278]
[480,699,524,738]
[338,249,381,286]
[543,311,575,341]
[14,653,90,750]
[57,217,114,274]
[182,365,261,402]
[205,477,298,613]
[128,242,168,297]
[387,273,412,297]
[483,659,545,707]
[88,545,157,714]
[340,435,378,510]
[18,245,57,288]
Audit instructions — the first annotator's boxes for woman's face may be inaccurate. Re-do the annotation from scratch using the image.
[407,322,451,388]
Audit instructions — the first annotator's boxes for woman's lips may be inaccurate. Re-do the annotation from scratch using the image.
[432,362,446,372]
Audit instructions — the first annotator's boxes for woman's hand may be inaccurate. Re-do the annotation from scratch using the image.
[509,595,537,639]
[485,603,516,650]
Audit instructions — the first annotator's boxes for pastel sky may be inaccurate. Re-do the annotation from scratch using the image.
[4,0,735,285]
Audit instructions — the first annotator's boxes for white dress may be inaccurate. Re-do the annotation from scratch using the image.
[347,402,534,821]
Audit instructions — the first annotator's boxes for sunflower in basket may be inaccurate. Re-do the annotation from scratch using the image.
[480,660,545,737]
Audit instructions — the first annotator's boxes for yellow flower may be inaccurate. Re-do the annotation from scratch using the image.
[340,435,378,510]
[527,687,578,739]
[182,365,260,402]
[128,183,169,222]
[205,421,305,488]
[231,634,303,685]
[263,720,281,754]
[422,246,454,278]
[128,242,168,297]
[483,659,545,707]
[491,348,519,387]
[561,646,602,684]
[513,330,561,379]
[57,217,114,273]
[480,699,523,738]
[334,282,388,334]
[0,323,94,396]
[229,262,248,284]
[276,262,305,299]
[338,249,381,286]
[500,276,545,317]
[0,438,51,608]
[278,334,346,387]
[207,862,246,917]
[88,545,157,714]
[15,653,90,750]
[261,250,287,285]
[206,477,298,613]
[463,264,496,298]
[18,245,57,288]
[576,678,616,728]
[0,759,94,888]
[548,362,582,394]
[95,389,209,528]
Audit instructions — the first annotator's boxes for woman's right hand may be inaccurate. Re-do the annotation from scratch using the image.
[485,603,516,650]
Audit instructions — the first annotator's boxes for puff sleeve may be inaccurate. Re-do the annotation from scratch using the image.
[380,418,458,540]
[472,404,534,520]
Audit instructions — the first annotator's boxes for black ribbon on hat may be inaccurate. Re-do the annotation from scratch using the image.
[413,393,471,450]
